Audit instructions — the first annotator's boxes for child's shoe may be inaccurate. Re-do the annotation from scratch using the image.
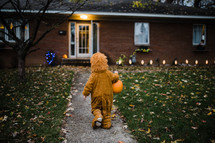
[95,117,102,126]
[92,117,103,129]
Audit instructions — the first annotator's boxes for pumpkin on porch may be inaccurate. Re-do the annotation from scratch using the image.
[113,80,123,93]
[63,54,68,59]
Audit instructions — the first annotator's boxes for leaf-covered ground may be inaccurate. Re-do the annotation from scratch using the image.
[0,66,74,142]
[114,67,215,143]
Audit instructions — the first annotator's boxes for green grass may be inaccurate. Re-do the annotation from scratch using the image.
[114,67,215,143]
[0,66,74,142]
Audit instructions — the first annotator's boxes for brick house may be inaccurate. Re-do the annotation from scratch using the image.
[0,0,215,68]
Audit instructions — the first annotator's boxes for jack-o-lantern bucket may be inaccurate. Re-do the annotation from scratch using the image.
[112,80,123,93]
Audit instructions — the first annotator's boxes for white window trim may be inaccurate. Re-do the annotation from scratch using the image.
[1,20,29,43]
[134,22,150,46]
[192,24,206,46]
[92,22,100,55]
[69,22,76,58]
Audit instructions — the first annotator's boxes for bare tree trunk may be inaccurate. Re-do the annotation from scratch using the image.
[17,50,26,80]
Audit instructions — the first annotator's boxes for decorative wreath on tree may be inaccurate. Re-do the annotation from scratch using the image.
[45,51,56,66]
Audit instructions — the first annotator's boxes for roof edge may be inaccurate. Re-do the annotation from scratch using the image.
[1,9,215,19]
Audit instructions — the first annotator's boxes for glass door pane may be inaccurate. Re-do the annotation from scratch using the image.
[78,25,89,55]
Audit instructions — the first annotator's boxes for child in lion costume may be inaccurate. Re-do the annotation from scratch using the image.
[82,52,119,129]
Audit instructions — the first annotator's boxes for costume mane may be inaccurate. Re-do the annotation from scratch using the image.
[90,52,108,73]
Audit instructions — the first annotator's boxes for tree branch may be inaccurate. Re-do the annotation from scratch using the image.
[31,0,88,48]
[30,0,54,43]
[0,36,15,49]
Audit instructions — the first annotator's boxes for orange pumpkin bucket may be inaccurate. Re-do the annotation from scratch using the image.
[112,80,123,93]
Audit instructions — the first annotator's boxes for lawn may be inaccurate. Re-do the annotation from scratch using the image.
[0,66,74,142]
[114,66,215,143]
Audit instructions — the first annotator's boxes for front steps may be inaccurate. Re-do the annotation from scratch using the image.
[61,59,90,66]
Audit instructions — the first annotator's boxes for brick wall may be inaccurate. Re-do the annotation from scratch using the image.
[26,21,69,66]
[100,20,215,65]
[1,18,215,68]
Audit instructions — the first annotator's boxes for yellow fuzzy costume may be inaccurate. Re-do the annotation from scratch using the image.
[82,52,119,129]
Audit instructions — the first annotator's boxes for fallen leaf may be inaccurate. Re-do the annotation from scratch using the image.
[111,114,116,119]
[175,139,184,142]
[191,126,198,130]
[146,128,151,134]
[138,128,145,132]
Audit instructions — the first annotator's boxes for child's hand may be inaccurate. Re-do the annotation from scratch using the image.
[83,96,87,101]
[114,71,118,74]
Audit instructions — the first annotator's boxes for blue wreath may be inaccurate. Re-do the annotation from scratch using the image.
[46,51,56,65]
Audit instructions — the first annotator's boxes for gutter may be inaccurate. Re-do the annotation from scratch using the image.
[1,9,215,19]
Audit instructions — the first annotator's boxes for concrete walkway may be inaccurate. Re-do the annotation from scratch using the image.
[63,67,137,143]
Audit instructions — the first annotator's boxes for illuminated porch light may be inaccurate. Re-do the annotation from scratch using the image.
[162,60,166,65]
[141,60,144,65]
[195,60,198,65]
[150,60,153,65]
[80,15,88,19]
[205,60,208,65]
[129,59,132,65]
[185,59,189,64]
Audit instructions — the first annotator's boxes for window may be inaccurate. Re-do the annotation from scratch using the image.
[93,23,99,54]
[70,22,75,56]
[193,24,206,45]
[134,22,150,45]
[0,20,29,43]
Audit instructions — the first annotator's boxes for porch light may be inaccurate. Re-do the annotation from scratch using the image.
[162,60,166,65]
[206,60,208,65]
[174,60,178,65]
[150,60,153,65]
[185,59,189,64]
[80,15,88,19]
[195,60,198,65]
[141,60,144,65]
[129,59,132,65]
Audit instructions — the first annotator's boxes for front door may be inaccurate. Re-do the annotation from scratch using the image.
[69,22,99,58]
[77,24,91,58]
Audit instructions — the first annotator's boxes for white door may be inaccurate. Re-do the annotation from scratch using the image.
[77,24,91,58]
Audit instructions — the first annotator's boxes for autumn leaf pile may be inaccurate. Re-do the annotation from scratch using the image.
[0,66,74,142]
[114,67,215,143]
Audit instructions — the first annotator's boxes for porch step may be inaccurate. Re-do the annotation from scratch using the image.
[61,59,90,66]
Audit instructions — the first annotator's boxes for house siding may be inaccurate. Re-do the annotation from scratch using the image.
[100,21,215,65]
[26,22,69,66]
[0,18,215,68]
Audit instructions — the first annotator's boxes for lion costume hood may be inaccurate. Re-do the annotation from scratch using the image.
[90,52,108,73]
